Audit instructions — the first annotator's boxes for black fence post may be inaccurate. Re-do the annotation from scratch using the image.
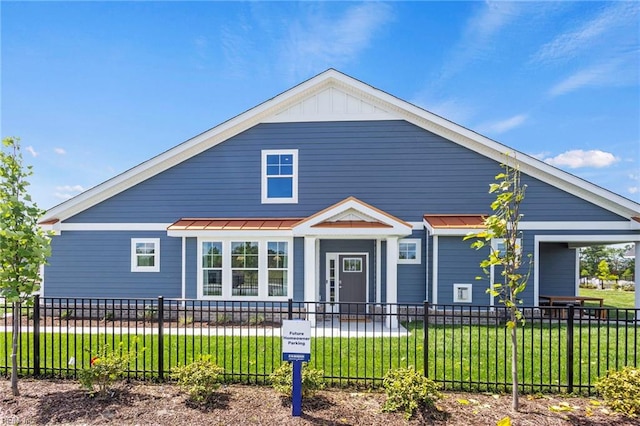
[157,296,164,381]
[567,304,575,394]
[288,298,293,320]
[423,300,429,378]
[33,295,40,376]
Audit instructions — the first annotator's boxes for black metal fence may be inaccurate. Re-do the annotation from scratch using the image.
[1,296,638,394]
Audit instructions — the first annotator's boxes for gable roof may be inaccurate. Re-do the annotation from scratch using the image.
[41,69,640,223]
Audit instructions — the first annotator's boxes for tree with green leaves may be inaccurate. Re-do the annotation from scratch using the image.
[596,259,618,287]
[0,137,51,396]
[464,156,531,412]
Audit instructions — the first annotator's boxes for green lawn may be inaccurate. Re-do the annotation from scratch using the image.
[2,320,637,394]
[579,287,636,309]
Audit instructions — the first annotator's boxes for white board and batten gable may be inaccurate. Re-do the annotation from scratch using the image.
[40,69,640,226]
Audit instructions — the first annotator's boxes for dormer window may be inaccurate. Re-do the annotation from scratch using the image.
[262,149,298,204]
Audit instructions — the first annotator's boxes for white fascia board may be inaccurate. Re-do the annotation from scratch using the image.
[425,220,640,236]
[292,229,411,238]
[520,221,640,231]
[59,223,171,232]
[535,234,640,243]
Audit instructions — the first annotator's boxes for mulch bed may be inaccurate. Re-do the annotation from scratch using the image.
[1,379,637,425]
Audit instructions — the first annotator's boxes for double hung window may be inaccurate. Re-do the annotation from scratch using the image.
[262,150,298,203]
[131,238,160,272]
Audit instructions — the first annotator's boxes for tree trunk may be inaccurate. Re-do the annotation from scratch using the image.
[510,307,519,411]
[11,301,21,396]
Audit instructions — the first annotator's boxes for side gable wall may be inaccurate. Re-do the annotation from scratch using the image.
[65,120,625,224]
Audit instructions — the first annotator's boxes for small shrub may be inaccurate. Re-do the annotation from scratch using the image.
[102,311,115,322]
[270,362,325,398]
[60,309,74,320]
[621,283,635,292]
[170,356,224,403]
[247,314,265,325]
[211,313,232,325]
[595,367,640,417]
[382,367,442,419]
[579,282,597,289]
[140,306,157,322]
[179,315,194,326]
[78,341,143,397]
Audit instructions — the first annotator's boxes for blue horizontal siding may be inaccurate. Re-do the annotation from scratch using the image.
[44,232,182,298]
[65,121,625,224]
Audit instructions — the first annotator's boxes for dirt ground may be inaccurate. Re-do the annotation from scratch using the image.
[1,379,637,425]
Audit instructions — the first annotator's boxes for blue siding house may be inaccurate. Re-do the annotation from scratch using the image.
[40,69,640,317]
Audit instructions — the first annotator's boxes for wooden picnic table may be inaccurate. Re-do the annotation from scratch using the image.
[539,295,606,319]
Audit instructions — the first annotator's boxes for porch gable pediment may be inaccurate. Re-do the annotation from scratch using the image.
[293,197,412,237]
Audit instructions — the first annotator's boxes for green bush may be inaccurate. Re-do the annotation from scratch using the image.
[170,356,225,403]
[78,341,143,397]
[595,367,640,417]
[382,367,442,420]
[270,362,325,398]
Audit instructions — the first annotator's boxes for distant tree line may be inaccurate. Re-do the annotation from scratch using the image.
[580,245,635,288]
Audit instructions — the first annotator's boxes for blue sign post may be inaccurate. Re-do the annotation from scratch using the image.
[281,320,311,417]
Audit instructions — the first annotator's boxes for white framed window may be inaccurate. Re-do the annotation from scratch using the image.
[231,241,259,296]
[491,238,522,258]
[398,238,421,264]
[267,241,288,296]
[261,149,298,204]
[453,283,472,303]
[131,238,160,272]
[202,242,223,296]
[198,238,293,300]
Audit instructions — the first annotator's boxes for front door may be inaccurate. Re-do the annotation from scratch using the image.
[338,254,367,315]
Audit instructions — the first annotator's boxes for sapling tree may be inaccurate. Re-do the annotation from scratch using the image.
[0,137,51,396]
[464,155,531,411]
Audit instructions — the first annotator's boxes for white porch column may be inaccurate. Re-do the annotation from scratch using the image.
[635,243,640,316]
[386,237,398,329]
[304,236,317,326]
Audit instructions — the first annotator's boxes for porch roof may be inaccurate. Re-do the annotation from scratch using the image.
[423,214,487,236]
[168,218,304,231]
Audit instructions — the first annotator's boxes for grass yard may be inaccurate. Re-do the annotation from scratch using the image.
[2,319,637,394]
[579,287,636,309]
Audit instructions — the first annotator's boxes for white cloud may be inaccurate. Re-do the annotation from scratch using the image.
[477,114,528,135]
[548,60,621,97]
[281,2,394,79]
[543,149,618,169]
[532,2,638,64]
[56,185,85,192]
[54,185,85,200]
[435,1,524,83]
[54,148,66,155]
[26,146,38,157]
[629,187,639,195]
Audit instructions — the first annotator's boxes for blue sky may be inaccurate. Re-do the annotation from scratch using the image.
[1,1,639,210]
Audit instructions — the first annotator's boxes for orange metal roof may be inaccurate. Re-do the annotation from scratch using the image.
[311,220,392,229]
[423,214,486,229]
[168,218,304,231]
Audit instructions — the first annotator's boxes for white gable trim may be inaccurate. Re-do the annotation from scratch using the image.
[292,197,412,237]
[41,69,640,223]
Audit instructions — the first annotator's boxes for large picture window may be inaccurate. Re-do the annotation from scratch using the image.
[262,149,298,204]
[198,239,292,299]
[131,238,160,272]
